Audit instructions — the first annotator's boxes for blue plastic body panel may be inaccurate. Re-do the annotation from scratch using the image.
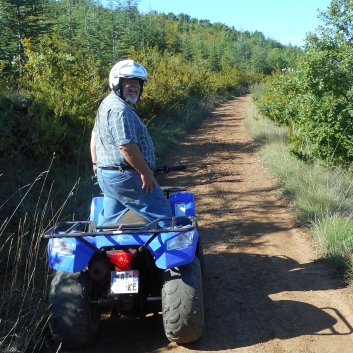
[168,192,195,216]
[48,192,198,272]
[48,237,95,273]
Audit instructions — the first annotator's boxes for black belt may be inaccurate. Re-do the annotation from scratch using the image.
[101,165,134,171]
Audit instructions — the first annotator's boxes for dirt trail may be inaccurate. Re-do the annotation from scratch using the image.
[58,95,353,353]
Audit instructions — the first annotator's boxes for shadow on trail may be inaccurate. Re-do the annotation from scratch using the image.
[192,252,352,351]
[54,252,352,353]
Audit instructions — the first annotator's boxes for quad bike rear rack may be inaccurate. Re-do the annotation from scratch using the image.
[42,216,197,254]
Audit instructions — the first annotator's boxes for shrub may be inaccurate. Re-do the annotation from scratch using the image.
[13,36,105,162]
[255,1,353,167]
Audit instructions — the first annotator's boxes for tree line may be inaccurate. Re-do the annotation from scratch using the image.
[0,0,301,164]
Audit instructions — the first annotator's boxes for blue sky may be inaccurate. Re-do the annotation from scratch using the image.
[137,0,332,47]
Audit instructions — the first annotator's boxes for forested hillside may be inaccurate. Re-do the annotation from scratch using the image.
[0,0,300,165]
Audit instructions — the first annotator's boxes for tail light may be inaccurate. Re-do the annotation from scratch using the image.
[106,249,138,271]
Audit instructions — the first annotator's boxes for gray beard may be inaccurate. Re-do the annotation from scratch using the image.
[124,94,139,104]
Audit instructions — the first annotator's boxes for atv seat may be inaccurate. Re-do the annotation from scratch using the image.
[96,209,150,231]
[116,209,150,226]
[90,197,151,230]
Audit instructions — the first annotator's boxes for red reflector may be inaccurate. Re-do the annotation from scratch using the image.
[106,250,137,270]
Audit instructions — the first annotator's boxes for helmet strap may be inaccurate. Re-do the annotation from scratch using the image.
[112,83,120,92]
[138,81,144,100]
[112,80,125,100]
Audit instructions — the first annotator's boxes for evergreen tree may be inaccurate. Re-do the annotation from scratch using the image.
[182,20,192,61]
[207,42,221,72]
[234,34,252,71]
[194,28,206,62]
[0,0,48,67]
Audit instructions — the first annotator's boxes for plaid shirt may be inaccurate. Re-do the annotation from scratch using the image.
[93,92,155,168]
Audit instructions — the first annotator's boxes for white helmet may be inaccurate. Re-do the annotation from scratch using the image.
[109,60,148,99]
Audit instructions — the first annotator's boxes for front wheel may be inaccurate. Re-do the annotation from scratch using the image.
[49,271,101,348]
[162,257,204,344]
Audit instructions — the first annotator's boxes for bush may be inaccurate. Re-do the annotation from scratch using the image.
[13,36,105,162]
[255,1,353,167]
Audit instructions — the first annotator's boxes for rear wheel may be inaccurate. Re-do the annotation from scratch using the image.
[49,271,101,348]
[162,257,204,344]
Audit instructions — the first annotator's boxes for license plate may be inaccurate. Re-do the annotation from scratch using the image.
[110,270,139,294]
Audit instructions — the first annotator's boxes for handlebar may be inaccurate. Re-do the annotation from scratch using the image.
[153,165,187,177]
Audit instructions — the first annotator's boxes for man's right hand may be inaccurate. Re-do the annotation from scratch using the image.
[140,169,156,193]
[120,143,156,192]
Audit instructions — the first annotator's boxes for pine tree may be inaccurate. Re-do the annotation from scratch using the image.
[181,20,191,61]
[0,0,48,67]
[233,33,253,72]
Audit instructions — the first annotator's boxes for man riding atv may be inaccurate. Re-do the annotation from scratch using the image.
[44,60,204,350]
[90,60,172,227]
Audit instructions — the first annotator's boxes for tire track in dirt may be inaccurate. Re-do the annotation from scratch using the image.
[55,95,353,353]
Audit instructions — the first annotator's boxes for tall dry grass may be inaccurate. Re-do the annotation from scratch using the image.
[0,158,94,352]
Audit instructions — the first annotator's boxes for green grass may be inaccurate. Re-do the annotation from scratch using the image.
[245,99,353,277]
[311,216,353,268]
[244,100,288,147]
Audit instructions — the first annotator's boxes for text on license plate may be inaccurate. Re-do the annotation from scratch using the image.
[110,270,139,294]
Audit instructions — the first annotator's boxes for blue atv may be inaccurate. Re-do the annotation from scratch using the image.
[42,165,205,349]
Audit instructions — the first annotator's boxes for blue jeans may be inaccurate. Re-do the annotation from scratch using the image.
[97,168,172,228]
